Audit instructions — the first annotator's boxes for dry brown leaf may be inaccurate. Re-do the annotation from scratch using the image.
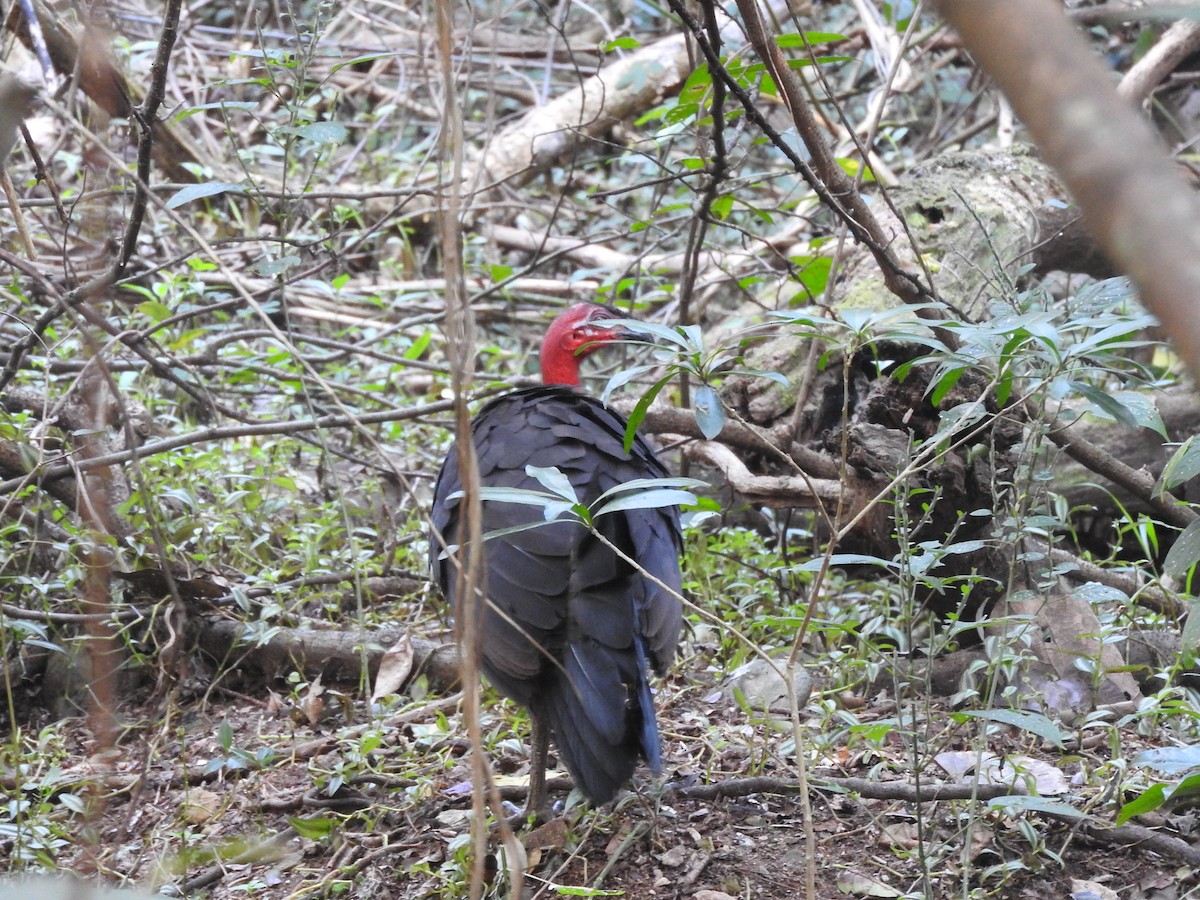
[1070,878,1118,900]
[182,787,221,824]
[371,632,415,701]
[835,871,904,898]
[300,675,326,726]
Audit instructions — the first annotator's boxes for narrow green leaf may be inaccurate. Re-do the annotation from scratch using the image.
[525,465,578,503]
[473,486,565,507]
[727,368,790,386]
[624,379,668,453]
[794,553,898,572]
[1157,436,1200,494]
[1181,597,1200,655]
[929,366,965,406]
[166,181,245,209]
[594,488,697,516]
[480,518,571,543]
[606,320,698,351]
[331,51,403,72]
[403,330,432,360]
[1164,518,1200,579]
[1116,783,1168,825]
[774,31,847,47]
[174,101,258,120]
[594,476,708,503]
[601,364,656,404]
[988,795,1087,819]
[1070,381,1141,430]
[953,708,1068,749]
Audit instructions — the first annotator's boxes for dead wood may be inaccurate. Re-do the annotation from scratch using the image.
[196,616,461,695]
[467,33,691,191]
[876,629,1193,703]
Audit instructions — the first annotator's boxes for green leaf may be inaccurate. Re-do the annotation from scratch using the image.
[471,486,561,506]
[928,366,965,406]
[288,815,337,840]
[988,795,1087,819]
[1072,276,1139,315]
[794,553,898,572]
[594,488,697,516]
[404,329,432,360]
[606,320,700,351]
[727,368,789,386]
[795,256,832,295]
[1164,518,1200,580]
[1181,597,1200,655]
[953,708,1068,749]
[1111,392,1166,438]
[624,379,668,453]
[1157,436,1200,495]
[1116,782,1168,825]
[775,31,847,47]
[1134,745,1200,775]
[480,517,573,543]
[165,181,245,209]
[137,300,174,323]
[1069,381,1141,431]
[594,476,708,503]
[693,384,725,439]
[525,465,579,503]
[603,37,640,51]
[331,51,403,72]
[277,121,348,144]
[174,101,258,120]
[835,156,875,183]
[601,364,656,404]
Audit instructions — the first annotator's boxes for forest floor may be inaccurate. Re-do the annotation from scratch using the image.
[13,650,1191,900]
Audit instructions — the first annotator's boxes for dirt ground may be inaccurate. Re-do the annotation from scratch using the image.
[11,663,1192,900]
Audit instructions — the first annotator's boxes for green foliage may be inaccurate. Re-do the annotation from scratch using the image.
[1117,745,1200,824]
[0,728,80,869]
[602,320,786,447]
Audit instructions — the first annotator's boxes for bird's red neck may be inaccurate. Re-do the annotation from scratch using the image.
[539,333,584,386]
[539,303,623,386]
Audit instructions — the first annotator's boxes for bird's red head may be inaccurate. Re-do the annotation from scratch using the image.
[540,303,630,386]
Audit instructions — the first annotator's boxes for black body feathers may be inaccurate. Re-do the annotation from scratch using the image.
[430,386,682,803]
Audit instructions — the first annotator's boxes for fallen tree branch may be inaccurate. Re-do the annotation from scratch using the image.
[197,617,461,694]
[688,440,846,509]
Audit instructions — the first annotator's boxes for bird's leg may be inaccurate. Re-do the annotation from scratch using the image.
[524,710,549,820]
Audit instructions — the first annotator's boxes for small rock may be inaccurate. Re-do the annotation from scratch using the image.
[658,845,688,867]
[720,657,813,710]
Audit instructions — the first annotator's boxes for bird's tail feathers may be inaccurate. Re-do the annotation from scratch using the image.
[540,640,660,803]
[633,632,662,773]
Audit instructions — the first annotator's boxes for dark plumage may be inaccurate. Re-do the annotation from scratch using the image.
[429,305,683,810]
